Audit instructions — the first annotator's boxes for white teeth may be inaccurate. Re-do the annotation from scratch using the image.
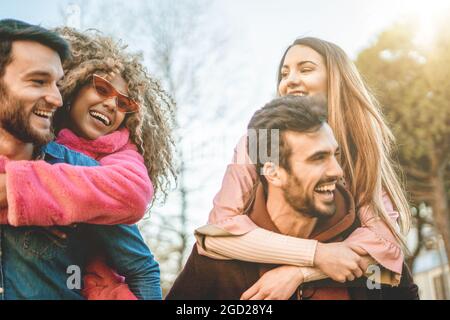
[90,111,111,126]
[315,184,336,192]
[34,110,53,118]
[292,92,307,96]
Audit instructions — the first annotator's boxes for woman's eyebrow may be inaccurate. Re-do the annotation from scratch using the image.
[282,60,318,69]
[297,60,318,67]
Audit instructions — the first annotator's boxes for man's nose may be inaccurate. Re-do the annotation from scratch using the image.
[44,84,63,108]
[328,156,344,179]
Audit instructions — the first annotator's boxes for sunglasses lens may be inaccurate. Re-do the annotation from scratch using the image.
[94,77,114,97]
[93,75,139,113]
[117,96,134,113]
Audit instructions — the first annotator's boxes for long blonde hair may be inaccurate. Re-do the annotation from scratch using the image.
[277,37,411,251]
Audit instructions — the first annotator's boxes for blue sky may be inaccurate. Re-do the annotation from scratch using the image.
[3,0,449,55]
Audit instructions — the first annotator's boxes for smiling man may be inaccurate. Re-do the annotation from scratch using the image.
[0,20,161,300]
[166,96,417,300]
[167,96,355,300]
[0,19,91,299]
[0,22,66,159]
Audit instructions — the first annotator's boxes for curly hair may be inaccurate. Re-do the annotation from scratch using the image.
[54,27,176,203]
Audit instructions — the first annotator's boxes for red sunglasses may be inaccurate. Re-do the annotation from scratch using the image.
[92,74,139,113]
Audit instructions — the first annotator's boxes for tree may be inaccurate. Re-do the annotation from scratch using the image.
[129,0,234,294]
[356,20,450,267]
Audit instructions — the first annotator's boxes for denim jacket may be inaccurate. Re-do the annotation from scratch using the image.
[0,141,161,300]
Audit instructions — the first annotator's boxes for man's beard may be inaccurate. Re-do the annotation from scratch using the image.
[282,174,336,218]
[0,81,54,146]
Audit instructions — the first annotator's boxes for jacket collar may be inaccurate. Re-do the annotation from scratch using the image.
[247,183,356,242]
[55,128,130,159]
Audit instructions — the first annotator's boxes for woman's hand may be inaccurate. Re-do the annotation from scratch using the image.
[240,265,304,300]
[314,242,367,282]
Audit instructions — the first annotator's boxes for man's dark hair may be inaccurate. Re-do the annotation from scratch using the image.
[0,19,71,77]
[247,95,327,189]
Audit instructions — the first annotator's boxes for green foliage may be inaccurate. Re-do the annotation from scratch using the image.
[356,21,449,177]
[356,19,450,262]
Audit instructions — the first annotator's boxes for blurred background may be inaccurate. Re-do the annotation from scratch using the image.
[1,0,449,299]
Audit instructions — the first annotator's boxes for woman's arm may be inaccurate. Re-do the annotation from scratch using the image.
[201,195,403,278]
[343,192,404,274]
[198,136,404,279]
[3,145,152,226]
[240,255,377,300]
[198,135,320,266]
[206,134,259,226]
[198,228,317,267]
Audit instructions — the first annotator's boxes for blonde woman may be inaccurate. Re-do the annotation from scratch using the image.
[196,37,412,300]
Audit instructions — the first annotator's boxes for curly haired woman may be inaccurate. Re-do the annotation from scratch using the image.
[0,27,176,300]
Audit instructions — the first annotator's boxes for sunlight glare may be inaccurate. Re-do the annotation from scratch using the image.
[402,0,450,46]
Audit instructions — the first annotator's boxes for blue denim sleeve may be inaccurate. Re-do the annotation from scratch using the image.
[84,224,162,300]
[42,141,100,166]
[43,142,161,300]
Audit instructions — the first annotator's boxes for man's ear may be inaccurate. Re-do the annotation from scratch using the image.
[262,162,286,188]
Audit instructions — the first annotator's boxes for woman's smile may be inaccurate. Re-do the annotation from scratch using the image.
[89,108,113,127]
[68,74,128,140]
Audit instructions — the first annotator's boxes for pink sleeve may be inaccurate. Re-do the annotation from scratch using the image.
[344,191,404,274]
[204,136,404,275]
[206,135,260,235]
[4,146,153,226]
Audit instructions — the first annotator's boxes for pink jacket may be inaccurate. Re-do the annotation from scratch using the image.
[1,128,153,226]
[0,128,151,300]
[203,135,404,275]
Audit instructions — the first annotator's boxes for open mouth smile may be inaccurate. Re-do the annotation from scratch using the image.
[314,182,337,201]
[33,109,54,119]
[89,110,112,126]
